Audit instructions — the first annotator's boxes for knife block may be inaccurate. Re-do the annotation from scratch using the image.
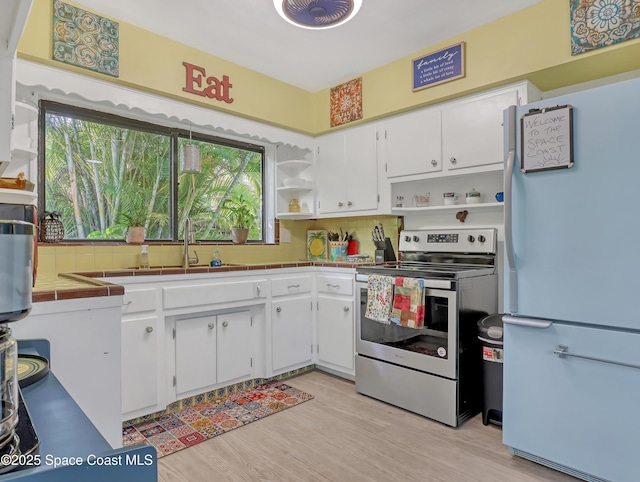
[374,238,396,262]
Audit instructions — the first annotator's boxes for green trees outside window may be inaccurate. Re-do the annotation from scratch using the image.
[41,102,264,242]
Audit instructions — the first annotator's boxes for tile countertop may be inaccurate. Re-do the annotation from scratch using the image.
[32,261,382,302]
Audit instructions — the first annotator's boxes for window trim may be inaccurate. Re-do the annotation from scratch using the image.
[39,100,268,243]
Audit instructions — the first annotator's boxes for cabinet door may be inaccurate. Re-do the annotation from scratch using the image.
[344,123,379,212]
[122,317,159,414]
[316,131,346,214]
[217,311,252,385]
[175,314,217,397]
[384,108,442,177]
[442,89,518,170]
[504,322,640,482]
[317,295,355,374]
[271,297,313,372]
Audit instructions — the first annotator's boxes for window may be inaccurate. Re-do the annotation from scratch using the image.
[40,101,265,242]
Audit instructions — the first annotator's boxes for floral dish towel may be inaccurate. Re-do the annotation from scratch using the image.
[364,275,394,324]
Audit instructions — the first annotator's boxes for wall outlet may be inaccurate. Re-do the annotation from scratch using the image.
[280,227,292,243]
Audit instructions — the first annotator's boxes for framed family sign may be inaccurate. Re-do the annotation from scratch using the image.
[412,42,465,91]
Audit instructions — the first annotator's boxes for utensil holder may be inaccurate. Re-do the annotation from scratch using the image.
[329,241,348,262]
[374,238,396,262]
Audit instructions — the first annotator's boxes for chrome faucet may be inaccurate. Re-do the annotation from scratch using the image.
[182,217,199,268]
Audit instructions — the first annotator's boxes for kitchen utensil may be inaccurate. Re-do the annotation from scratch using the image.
[443,192,460,205]
[465,189,481,204]
[288,198,300,212]
[377,223,385,239]
[414,194,430,207]
[0,220,35,322]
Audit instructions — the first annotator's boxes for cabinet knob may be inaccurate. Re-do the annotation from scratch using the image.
[276,306,282,313]
[338,202,344,207]
[450,157,457,165]
[347,201,353,207]
[145,326,153,333]
[222,320,229,327]
[208,322,215,330]
[431,159,437,167]
[343,306,350,312]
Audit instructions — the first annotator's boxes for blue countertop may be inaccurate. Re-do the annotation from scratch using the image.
[0,341,157,482]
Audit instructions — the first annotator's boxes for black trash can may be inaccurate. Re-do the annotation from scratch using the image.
[477,314,504,426]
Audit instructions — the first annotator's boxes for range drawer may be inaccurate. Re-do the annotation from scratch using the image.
[122,288,157,314]
[317,274,353,296]
[271,276,312,297]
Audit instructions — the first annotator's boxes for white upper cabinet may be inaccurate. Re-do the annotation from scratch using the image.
[442,89,518,171]
[383,108,442,178]
[316,122,379,216]
[383,81,540,181]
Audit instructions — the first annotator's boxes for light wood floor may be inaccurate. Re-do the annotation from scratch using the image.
[158,370,576,482]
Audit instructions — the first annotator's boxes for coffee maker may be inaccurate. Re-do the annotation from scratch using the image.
[0,202,39,472]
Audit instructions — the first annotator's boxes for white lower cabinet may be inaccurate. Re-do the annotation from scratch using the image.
[315,272,355,378]
[122,316,159,414]
[217,311,253,384]
[316,295,354,376]
[271,297,313,373]
[175,310,252,399]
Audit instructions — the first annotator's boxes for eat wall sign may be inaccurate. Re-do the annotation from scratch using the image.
[182,61,234,104]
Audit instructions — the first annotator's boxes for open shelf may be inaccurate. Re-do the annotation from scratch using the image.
[0,188,37,205]
[276,212,315,220]
[391,202,503,215]
[276,160,312,176]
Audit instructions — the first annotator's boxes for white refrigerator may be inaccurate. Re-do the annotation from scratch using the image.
[502,77,640,482]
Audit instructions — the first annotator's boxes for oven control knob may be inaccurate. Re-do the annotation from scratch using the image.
[467,235,475,243]
[478,235,486,243]
[404,235,411,242]
[412,236,420,242]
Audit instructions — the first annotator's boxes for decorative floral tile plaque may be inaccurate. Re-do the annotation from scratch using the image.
[571,0,640,55]
[330,77,363,127]
[52,0,120,77]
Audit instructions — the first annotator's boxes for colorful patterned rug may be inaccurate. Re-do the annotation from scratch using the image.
[122,381,313,458]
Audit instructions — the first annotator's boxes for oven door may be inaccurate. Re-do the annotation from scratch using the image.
[356,276,458,379]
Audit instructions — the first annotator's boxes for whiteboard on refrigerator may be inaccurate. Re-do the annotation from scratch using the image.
[520,105,573,173]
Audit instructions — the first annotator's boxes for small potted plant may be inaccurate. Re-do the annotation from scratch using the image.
[117,198,149,244]
[223,195,256,244]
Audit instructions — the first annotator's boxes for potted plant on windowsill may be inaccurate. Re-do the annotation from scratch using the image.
[117,199,150,244]
[223,195,256,244]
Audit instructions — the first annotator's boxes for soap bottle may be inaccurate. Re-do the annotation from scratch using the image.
[211,248,222,267]
[139,244,150,270]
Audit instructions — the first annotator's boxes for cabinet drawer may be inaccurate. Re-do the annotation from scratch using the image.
[122,288,157,314]
[163,281,254,309]
[271,276,312,297]
[317,275,353,296]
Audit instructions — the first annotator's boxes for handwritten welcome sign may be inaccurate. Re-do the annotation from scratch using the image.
[520,105,573,173]
[412,42,465,91]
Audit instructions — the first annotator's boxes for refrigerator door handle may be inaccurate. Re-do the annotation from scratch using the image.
[503,315,552,329]
[555,345,640,370]
[504,105,518,312]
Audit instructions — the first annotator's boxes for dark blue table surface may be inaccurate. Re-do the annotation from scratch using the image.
[0,340,157,481]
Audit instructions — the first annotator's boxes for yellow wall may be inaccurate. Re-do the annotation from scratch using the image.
[19,0,640,136]
[18,0,314,133]
[36,216,400,275]
[312,0,640,132]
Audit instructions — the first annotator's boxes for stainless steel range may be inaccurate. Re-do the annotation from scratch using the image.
[355,228,498,427]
